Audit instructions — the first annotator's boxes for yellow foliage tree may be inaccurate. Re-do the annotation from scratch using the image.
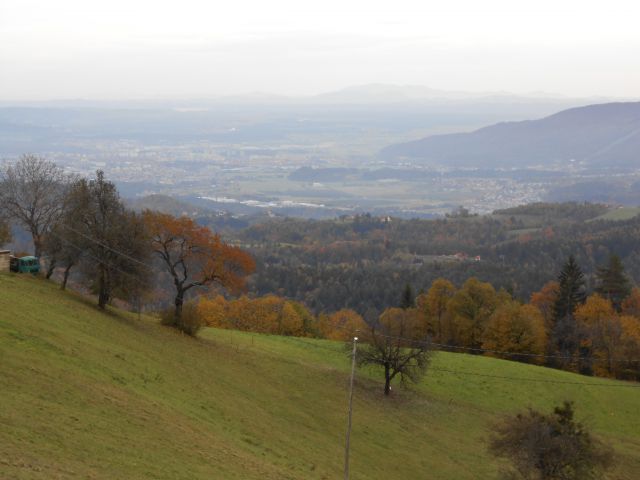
[278,301,304,336]
[198,295,228,328]
[621,287,640,318]
[575,294,620,376]
[447,277,502,348]
[198,294,311,337]
[317,309,368,341]
[530,281,560,329]
[416,278,456,342]
[482,302,547,362]
[575,294,615,326]
[618,315,640,380]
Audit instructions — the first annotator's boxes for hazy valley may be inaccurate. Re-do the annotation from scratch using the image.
[3,87,637,219]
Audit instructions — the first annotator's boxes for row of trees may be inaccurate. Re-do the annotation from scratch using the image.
[199,256,640,384]
[0,155,255,334]
[198,294,368,340]
[410,255,640,380]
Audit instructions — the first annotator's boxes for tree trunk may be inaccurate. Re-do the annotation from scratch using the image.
[174,291,184,326]
[45,256,57,279]
[61,264,72,290]
[384,363,391,396]
[98,267,109,309]
[33,233,43,260]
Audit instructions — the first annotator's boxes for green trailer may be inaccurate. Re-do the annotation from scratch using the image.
[10,256,40,274]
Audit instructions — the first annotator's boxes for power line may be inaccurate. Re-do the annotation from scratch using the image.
[48,230,147,282]
[60,224,152,270]
[239,334,640,389]
[50,227,640,364]
[331,322,640,363]
[428,367,640,388]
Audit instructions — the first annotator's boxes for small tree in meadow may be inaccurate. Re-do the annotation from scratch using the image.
[490,401,613,480]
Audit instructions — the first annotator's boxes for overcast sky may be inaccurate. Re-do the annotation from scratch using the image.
[2,0,640,100]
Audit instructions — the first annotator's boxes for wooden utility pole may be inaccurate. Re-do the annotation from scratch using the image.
[344,336,358,480]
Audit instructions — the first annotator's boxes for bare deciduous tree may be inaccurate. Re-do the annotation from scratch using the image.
[0,154,70,258]
[358,307,432,395]
[0,214,10,246]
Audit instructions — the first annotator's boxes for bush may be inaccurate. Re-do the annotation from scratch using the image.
[490,401,613,480]
[160,302,205,337]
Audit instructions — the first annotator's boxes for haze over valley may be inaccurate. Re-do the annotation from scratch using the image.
[2,87,638,217]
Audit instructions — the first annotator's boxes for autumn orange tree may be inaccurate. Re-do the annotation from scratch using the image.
[622,287,640,317]
[198,294,317,337]
[416,278,456,343]
[145,211,255,334]
[446,277,503,349]
[530,281,560,330]
[317,308,368,341]
[482,302,547,362]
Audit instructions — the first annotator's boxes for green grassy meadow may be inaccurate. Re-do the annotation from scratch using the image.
[590,207,640,222]
[1,273,640,479]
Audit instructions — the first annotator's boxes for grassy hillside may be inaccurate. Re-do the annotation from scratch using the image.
[1,273,640,479]
[590,207,640,222]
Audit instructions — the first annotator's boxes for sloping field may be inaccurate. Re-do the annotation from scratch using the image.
[1,273,639,479]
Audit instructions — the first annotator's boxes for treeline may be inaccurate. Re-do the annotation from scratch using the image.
[407,260,640,380]
[493,202,610,222]
[235,206,640,314]
[195,258,640,381]
[198,295,367,340]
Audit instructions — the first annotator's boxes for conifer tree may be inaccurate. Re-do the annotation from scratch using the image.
[553,255,586,322]
[595,254,631,311]
[400,283,415,310]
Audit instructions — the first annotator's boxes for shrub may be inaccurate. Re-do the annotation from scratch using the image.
[160,302,205,337]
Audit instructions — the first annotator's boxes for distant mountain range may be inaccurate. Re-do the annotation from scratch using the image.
[308,83,595,105]
[381,102,640,168]
[0,83,606,108]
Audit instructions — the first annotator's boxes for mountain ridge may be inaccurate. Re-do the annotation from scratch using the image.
[381,101,640,168]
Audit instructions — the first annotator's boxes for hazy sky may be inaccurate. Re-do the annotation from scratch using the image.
[2,0,640,100]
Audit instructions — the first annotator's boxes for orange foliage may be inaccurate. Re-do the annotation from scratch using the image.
[198,295,228,328]
[482,302,547,362]
[416,278,456,342]
[530,281,560,329]
[621,287,640,317]
[317,309,368,341]
[447,277,501,348]
[145,211,255,295]
[619,316,640,380]
[373,307,424,344]
[575,294,615,326]
[198,294,308,337]
[575,294,626,377]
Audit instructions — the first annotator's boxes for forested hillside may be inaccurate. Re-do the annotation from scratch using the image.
[234,204,640,315]
[382,102,640,168]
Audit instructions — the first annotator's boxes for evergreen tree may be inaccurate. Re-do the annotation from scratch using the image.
[595,254,631,311]
[553,255,586,322]
[400,283,415,310]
